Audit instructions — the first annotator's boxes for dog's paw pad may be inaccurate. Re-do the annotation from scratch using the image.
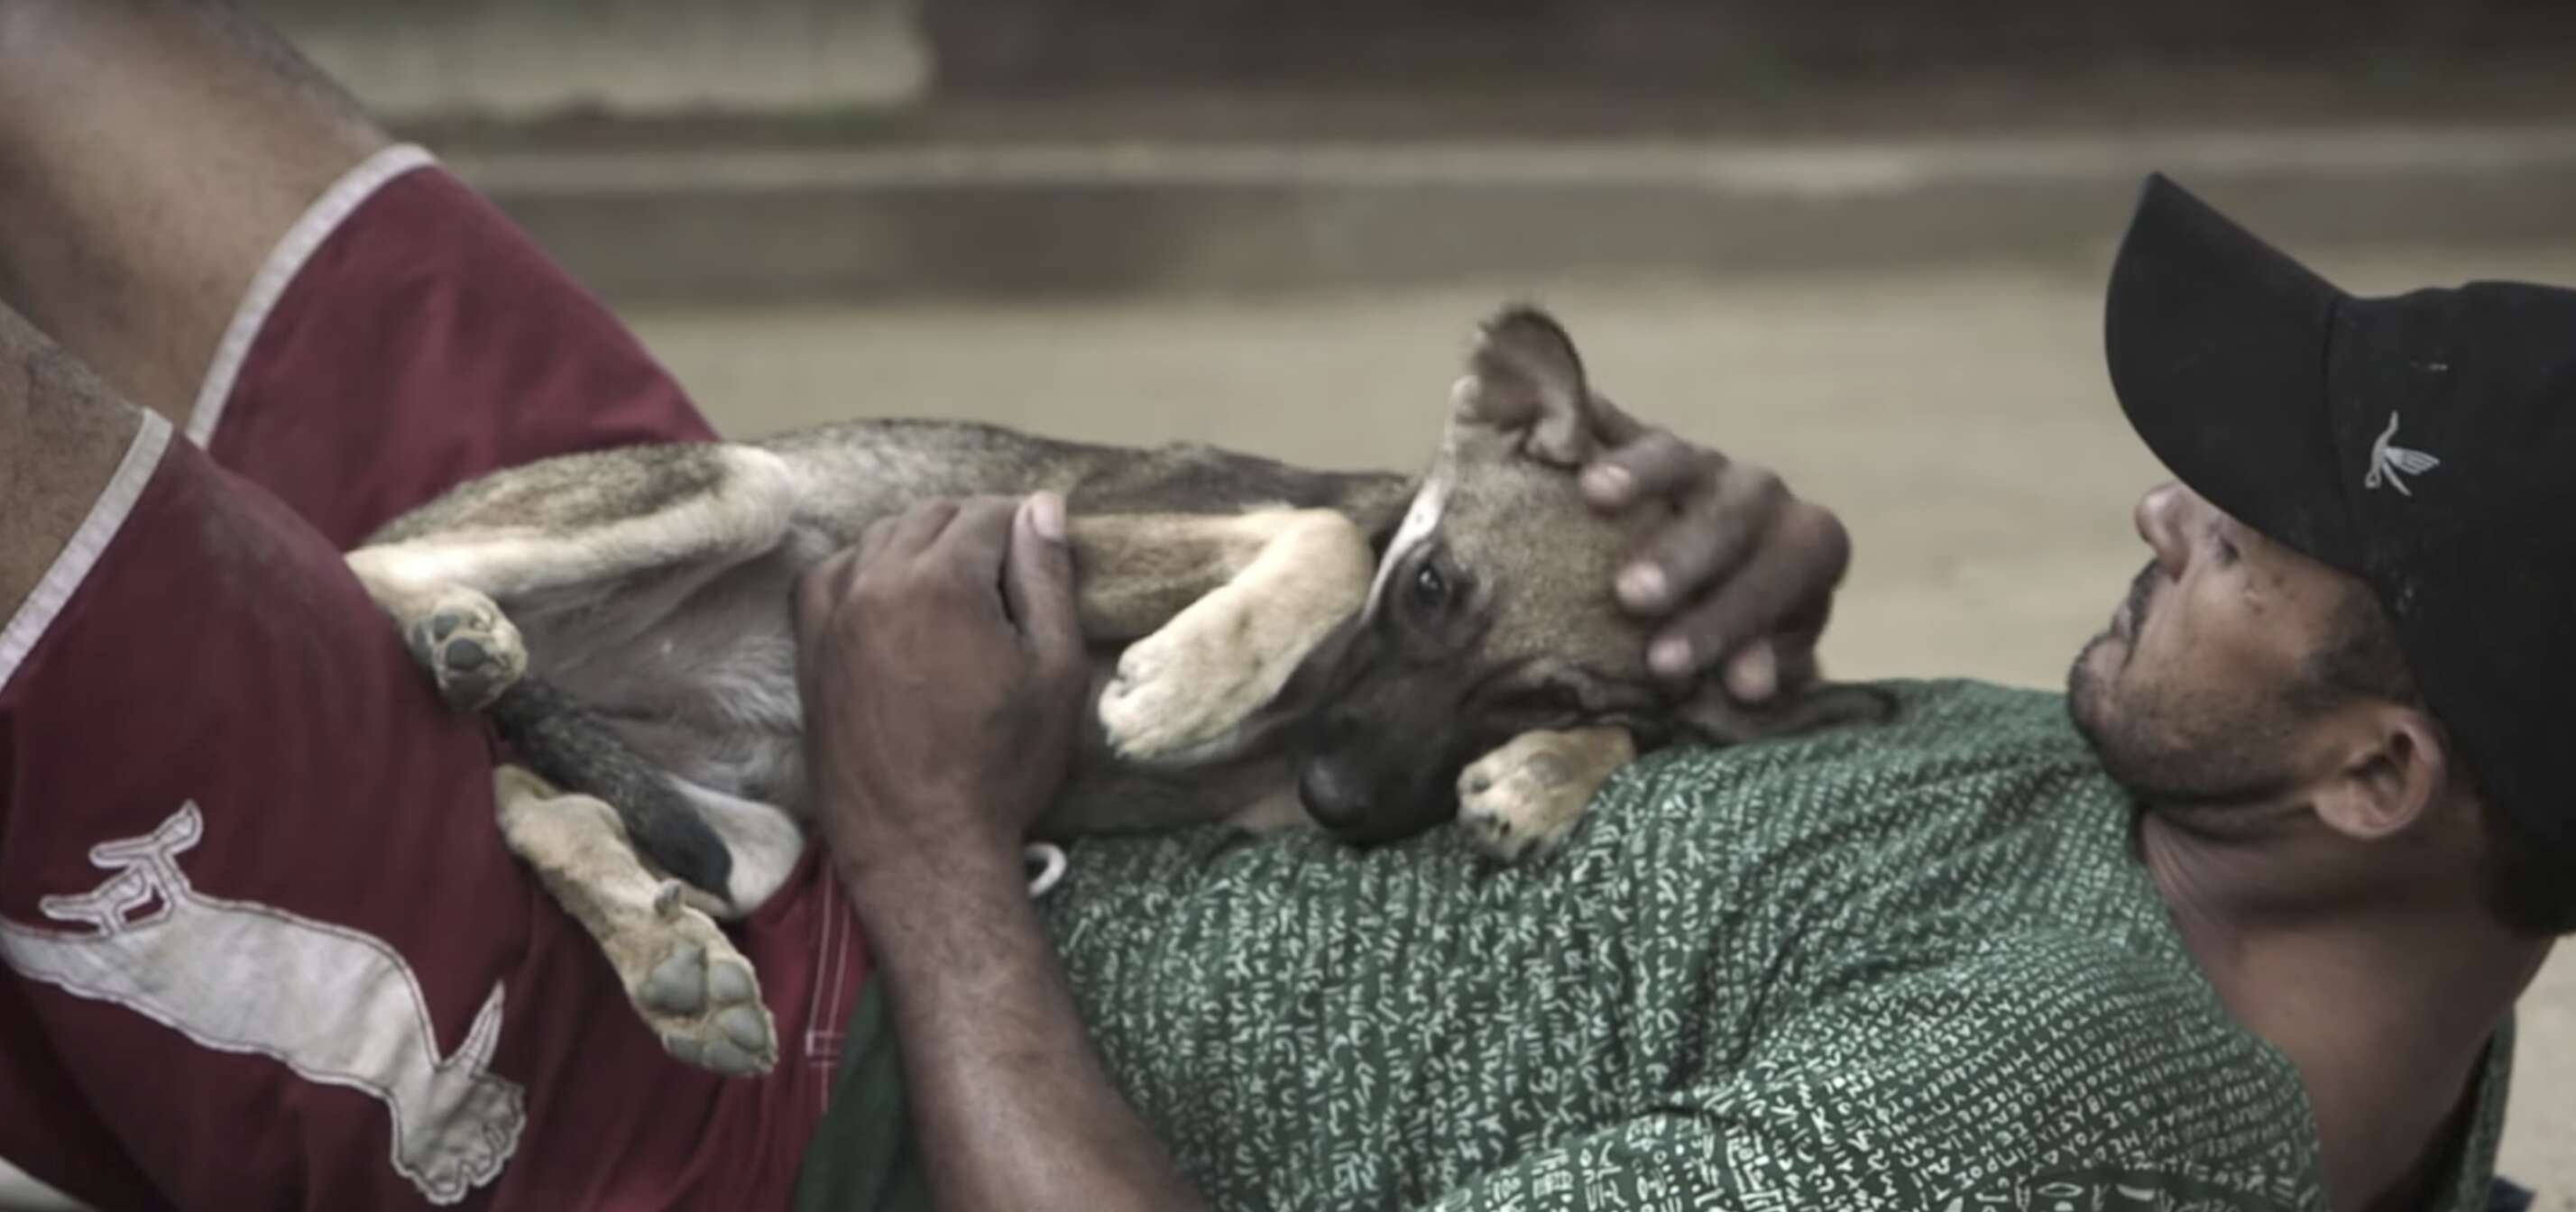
[718,1005,770,1051]
[622,910,777,1079]
[709,958,756,1005]
[659,1033,764,1077]
[406,591,526,711]
[640,944,710,1015]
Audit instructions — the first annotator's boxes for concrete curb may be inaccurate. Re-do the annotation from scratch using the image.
[443,124,2576,303]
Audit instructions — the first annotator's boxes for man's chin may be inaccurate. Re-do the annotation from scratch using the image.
[2064,632,2139,781]
[2065,632,2120,714]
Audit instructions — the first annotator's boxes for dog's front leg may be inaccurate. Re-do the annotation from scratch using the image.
[1068,510,1374,766]
[1457,726,1639,862]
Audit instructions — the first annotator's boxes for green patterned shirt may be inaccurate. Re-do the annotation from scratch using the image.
[1023,680,2510,1211]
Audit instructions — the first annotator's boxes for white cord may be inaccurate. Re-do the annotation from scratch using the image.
[1023,841,1069,898]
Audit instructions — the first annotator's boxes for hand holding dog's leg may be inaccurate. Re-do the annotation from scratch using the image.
[1578,398,1852,702]
[796,494,1208,1212]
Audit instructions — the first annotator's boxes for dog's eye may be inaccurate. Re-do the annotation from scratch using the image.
[1411,563,1449,611]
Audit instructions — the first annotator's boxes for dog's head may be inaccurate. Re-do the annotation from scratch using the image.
[1294,306,1729,843]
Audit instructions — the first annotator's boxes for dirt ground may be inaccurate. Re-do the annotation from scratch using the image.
[631,244,2576,1201]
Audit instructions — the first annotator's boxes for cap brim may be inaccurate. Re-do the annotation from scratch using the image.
[2103,174,2360,571]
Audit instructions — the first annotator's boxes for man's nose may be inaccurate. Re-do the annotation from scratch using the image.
[2135,482,2193,580]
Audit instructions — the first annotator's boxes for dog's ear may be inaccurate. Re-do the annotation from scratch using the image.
[1452,305,1596,468]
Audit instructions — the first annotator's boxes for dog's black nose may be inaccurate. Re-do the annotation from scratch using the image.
[1297,756,1371,831]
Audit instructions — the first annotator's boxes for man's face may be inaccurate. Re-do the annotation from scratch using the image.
[2068,484,2372,811]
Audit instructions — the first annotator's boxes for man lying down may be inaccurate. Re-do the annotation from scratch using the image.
[0,5,2565,1211]
[783,178,2566,1212]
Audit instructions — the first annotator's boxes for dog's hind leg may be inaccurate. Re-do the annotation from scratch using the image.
[347,445,798,710]
[492,764,778,1078]
[665,779,805,919]
[1071,509,1375,765]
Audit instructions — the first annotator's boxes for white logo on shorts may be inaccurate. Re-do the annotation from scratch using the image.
[0,804,524,1205]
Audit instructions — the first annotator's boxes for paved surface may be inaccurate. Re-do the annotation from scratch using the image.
[628,246,2576,1202]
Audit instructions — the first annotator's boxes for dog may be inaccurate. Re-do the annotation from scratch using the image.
[345,306,1889,1077]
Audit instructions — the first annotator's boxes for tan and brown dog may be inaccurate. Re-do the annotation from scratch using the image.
[345,306,1887,1077]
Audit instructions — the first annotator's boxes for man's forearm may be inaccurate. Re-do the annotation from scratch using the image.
[836,830,1206,1212]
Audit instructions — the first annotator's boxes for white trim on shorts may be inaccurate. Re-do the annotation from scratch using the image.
[0,411,174,695]
[183,143,437,449]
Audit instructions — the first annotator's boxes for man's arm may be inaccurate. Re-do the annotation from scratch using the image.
[842,840,1207,1211]
[790,426,1851,1210]
[795,494,1206,1212]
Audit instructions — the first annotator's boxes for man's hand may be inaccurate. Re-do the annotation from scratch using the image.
[792,493,1088,873]
[793,493,1208,1212]
[1578,399,1852,702]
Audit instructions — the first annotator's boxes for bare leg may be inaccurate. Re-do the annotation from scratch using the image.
[0,307,148,620]
[0,0,386,424]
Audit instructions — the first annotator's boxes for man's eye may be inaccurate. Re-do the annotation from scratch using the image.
[1412,563,1449,611]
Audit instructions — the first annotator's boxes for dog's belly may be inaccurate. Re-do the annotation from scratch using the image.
[533,560,814,814]
[516,534,1321,853]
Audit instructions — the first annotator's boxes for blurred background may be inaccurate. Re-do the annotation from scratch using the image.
[24,3,2576,1206]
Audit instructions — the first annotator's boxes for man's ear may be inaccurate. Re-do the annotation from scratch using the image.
[1451,305,1595,467]
[2312,707,2450,841]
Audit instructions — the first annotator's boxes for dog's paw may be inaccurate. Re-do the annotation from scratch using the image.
[627,882,777,1078]
[404,590,527,711]
[1456,727,1637,863]
[1099,592,1286,765]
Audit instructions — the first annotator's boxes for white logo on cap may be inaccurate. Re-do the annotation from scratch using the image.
[2364,412,2440,496]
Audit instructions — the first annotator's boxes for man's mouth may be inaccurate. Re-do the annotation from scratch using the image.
[2111,563,2157,641]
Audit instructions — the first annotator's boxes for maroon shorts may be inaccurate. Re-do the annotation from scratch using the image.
[0,146,867,1211]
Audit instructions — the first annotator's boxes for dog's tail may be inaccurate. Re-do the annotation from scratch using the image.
[487,676,737,902]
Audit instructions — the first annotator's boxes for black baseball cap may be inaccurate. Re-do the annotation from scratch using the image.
[2103,172,2576,858]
